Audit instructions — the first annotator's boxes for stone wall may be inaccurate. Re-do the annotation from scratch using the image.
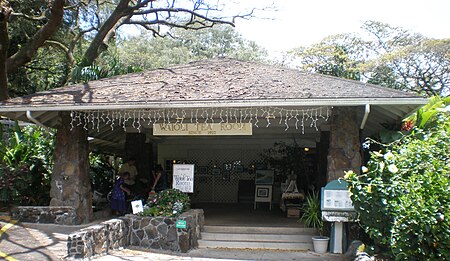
[327,107,361,181]
[67,209,204,259]
[67,218,129,259]
[11,206,77,225]
[128,209,204,252]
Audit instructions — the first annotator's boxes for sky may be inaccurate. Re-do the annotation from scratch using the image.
[230,0,450,57]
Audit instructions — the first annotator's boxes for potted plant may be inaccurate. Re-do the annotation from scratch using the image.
[299,190,329,253]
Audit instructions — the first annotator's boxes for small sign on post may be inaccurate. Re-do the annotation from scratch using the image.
[131,200,144,214]
[176,220,187,229]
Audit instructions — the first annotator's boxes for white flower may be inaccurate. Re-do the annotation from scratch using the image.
[379,162,385,171]
[361,166,369,173]
[362,141,370,149]
[388,164,398,173]
[384,152,394,161]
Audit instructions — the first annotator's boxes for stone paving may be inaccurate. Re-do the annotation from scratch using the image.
[0,218,60,260]
[95,247,343,261]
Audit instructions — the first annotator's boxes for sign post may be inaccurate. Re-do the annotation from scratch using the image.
[172,164,195,193]
[321,179,356,254]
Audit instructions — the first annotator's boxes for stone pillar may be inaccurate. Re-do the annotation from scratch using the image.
[327,107,361,182]
[50,112,92,224]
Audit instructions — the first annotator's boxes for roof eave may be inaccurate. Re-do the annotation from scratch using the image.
[0,97,429,112]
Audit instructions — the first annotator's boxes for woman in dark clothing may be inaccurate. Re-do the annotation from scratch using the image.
[151,164,167,192]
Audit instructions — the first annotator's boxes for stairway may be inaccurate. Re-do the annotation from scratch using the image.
[198,225,317,251]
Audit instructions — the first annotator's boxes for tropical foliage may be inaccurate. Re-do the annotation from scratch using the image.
[345,100,450,259]
[0,123,55,206]
[141,189,190,217]
[89,153,117,197]
[299,190,325,235]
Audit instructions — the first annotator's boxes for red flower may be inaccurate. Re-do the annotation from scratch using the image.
[401,120,414,131]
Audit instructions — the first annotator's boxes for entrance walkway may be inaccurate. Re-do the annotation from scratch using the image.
[95,247,343,260]
[195,203,303,227]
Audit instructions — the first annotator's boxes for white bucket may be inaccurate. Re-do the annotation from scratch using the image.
[312,236,330,253]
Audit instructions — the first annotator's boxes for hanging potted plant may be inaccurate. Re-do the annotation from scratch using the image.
[299,190,329,253]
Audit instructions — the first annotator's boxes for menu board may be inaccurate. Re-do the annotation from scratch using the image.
[322,189,354,211]
[172,164,194,193]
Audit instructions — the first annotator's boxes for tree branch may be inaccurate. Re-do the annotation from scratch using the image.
[6,0,65,73]
[45,40,76,66]
[131,7,234,26]
[125,19,218,30]
[11,11,47,21]
[80,0,132,67]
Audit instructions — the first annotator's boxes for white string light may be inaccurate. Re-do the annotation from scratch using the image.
[69,107,332,134]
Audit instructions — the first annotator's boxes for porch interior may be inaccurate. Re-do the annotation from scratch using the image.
[193,203,305,227]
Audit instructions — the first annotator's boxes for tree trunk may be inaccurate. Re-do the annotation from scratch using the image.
[80,0,131,67]
[6,0,65,73]
[0,18,9,101]
[0,1,11,101]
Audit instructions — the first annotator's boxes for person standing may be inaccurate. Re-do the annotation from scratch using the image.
[120,157,138,188]
[152,164,167,193]
[111,172,131,215]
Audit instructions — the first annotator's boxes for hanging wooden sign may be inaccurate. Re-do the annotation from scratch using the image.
[153,123,252,136]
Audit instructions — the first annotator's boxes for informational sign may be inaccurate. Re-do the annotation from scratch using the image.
[322,190,354,210]
[321,179,355,212]
[172,164,194,193]
[131,200,144,214]
[153,123,252,136]
[176,220,187,229]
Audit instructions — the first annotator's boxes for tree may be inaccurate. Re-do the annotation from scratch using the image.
[290,21,450,97]
[114,25,267,70]
[362,21,450,97]
[0,0,260,100]
[290,34,364,80]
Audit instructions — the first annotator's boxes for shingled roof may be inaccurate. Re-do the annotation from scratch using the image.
[0,58,424,111]
[0,58,429,153]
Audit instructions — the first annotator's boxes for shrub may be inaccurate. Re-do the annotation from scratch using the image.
[299,190,325,235]
[141,188,190,217]
[345,112,450,260]
[0,124,54,206]
[89,153,116,195]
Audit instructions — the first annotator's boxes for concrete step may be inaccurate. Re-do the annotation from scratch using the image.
[199,225,318,251]
[201,232,314,243]
[203,225,317,235]
[198,240,314,251]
